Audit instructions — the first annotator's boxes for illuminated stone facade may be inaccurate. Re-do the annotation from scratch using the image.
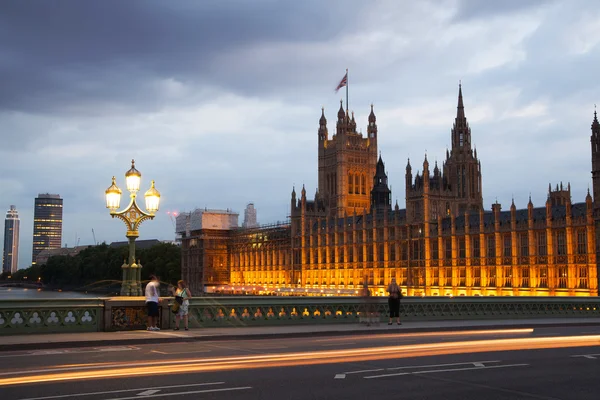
[180,87,600,297]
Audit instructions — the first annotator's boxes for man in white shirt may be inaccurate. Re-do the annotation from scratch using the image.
[145,275,161,331]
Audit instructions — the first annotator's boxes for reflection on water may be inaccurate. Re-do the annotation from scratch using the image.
[0,288,102,299]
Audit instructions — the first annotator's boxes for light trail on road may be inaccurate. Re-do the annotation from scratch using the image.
[1,334,598,387]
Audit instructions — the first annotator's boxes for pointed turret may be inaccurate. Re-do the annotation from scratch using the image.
[367,104,377,139]
[372,154,391,213]
[457,82,465,122]
[337,100,345,121]
[434,160,440,177]
[423,153,429,172]
[318,107,328,142]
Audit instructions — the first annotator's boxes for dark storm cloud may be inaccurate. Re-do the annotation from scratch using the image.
[0,0,362,114]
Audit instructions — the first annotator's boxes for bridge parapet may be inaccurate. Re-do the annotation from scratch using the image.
[0,297,599,335]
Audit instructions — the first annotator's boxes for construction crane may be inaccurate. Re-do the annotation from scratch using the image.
[92,229,97,245]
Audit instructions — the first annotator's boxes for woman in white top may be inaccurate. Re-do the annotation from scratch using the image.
[174,280,192,331]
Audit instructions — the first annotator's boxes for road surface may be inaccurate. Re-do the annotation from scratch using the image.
[1,325,599,399]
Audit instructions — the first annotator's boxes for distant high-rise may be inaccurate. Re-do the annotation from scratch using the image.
[2,205,20,274]
[242,203,258,228]
[32,194,63,265]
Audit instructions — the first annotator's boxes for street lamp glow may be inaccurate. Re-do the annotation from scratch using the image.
[125,159,142,193]
[106,160,160,296]
[105,176,122,211]
[144,180,161,213]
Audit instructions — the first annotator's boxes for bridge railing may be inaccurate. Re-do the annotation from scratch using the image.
[0,296,599,335]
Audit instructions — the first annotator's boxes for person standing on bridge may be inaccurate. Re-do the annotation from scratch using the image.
[387,278,402,325]
[145,275,161,331]
[174,280,192,331]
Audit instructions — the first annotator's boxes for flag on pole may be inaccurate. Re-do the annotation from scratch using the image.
[335,72,348,92]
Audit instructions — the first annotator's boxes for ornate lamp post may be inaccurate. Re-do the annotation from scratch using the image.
[105,160,161,296]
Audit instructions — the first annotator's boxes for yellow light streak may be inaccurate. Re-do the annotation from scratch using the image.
[2,334,599,387]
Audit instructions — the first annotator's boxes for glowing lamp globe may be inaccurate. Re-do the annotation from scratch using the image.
[144,180,160,213]
[105,176,122,210]
[125,159,141,193]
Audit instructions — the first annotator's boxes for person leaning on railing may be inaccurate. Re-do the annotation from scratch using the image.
[387,278,402,325]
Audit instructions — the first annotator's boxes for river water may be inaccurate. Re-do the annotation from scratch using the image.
[0,288,102,299]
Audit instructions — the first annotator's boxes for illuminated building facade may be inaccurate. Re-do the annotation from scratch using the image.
[2,205,20,274]
[180,86,599,297]
[32,193,63,265]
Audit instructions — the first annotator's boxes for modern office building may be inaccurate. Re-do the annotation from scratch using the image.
[242,203,258,228]
[32,194,63,265]
[179,86,600,297]
[2,205,20,274]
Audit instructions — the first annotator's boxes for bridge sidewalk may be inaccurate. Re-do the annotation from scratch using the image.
[1,317,599,352]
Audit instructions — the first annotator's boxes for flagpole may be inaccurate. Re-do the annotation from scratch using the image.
[345,68,349,115]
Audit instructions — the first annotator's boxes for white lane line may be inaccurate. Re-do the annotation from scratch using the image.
[97,387,252,400]
[150,350,211,355]
[386,360,500,371]
[472,362,486,367]
[364,363,529,379]
[136,389,160,396]
[334,374,346,379]
[571,354,599,359]
[344,368,385,375]
[14,382,225,400]
[321,342,356,347]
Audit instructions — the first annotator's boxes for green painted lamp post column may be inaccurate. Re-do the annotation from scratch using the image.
[105,160,161,296]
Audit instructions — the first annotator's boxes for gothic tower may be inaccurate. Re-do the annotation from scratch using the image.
[591,108,600,208]
[444,84,483,214]
[317,102,378,217]
[371,154,391,214]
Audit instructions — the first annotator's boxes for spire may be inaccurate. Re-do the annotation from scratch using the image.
[593,104,600,133]
[368,104,376,123]
[406,158,412,170]
[337,100,345,120]
[434,160,440,176]
[423,152,429,171]
[457,82,465,121]
[319,107,326,126]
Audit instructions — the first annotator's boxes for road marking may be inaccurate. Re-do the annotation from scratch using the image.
[16,382,225,400]
[345,368,385,374]
[364,363,529,379]
[150,349,211,355]
[386,360,500,371]
[334,374,346,379]
[98,387,252,400]
[136,389,160,396]
[571,354,599,359]
[472,362,486,367]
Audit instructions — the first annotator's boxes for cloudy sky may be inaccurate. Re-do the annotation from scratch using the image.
[1,0,599,269]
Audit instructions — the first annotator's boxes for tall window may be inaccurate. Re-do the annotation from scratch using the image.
[503,235,511,257]
[537,232,547,256]
[577,230,587,255]
[558,266,568,288]
[458,238,466,258]
[556,231,566,256]
[579,267,588,289]
[355,174,360,194]
[473,267,481,287]
[520,267,530,288]
[361,174,366,195]
[539,267,548,288]
[459,267,466,286]
[503,266,512,287]
[348,172,353,194]
[432,240,439,260]
[432,268,439,286]
[445,267,453,286]
[520,233,528,257]
[445,238,452,262]
[459,132,464,146]
[472,237,480,258]
[378,244,384,263]
[488,267,497,287]
[487,236,496,258]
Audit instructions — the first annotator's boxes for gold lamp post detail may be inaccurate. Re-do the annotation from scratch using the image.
[105,159,160,296]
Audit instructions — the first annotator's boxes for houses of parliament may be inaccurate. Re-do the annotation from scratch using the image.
[179,85,599,297]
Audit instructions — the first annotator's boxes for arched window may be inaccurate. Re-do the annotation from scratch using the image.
[361,174,366,194]
[348,172,353,194]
